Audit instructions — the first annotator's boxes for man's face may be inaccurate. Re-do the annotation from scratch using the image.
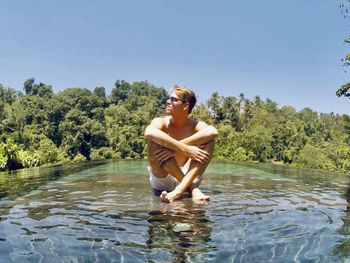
[166,91,185,114]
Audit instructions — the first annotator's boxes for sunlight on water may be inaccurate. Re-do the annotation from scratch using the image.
[0,160,349,262]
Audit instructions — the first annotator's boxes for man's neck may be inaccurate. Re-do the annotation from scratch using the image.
[169,115,190,128]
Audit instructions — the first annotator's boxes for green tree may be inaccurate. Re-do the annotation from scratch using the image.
[215,124,253,161]
[295,144,327,170]
[191,104,214,124]
[0,84,18,104]
[241,124,273,162]
[271,120,306,163]
[0,140,22,171]
[31,82,54,98]
[23,78,34,95]
[59,108,90,159]
[94,86,106,98]
[207,92,224,122]
[110,80,131,104]
[337,82,350,98]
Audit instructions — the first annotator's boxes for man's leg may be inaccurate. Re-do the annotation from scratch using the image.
[161,140,215,202]
[147,140,186,185]
[147,140,167,178]
[148,141,201,202]
[185,140,215,200]
[148,140,215,202]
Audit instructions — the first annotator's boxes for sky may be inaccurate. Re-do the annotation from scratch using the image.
[0,0,349,114]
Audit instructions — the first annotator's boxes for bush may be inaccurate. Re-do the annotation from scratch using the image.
[295,144,327,170]
[215,125,254,161]
[56,148,70,164]
[72,153,86,163]
[37,138,59,164]
[18,150,40,168]
[90,147,114,160]
[0,141,22,171]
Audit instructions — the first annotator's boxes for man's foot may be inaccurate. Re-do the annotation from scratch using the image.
[192,188,210,201]
[160,190,183,203]
[160,191,170,202]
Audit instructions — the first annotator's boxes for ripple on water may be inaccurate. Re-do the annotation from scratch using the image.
[0,161,350,262]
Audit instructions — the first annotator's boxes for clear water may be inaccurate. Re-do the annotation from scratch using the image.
[0,160,349,262]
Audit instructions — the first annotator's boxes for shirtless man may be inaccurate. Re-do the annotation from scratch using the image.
[144,85,218,203]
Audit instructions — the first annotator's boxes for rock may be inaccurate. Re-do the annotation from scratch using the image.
[173,223,192,232]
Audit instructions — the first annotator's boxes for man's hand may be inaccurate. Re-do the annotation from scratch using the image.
[154,147,176,163]
[184,145,210,164]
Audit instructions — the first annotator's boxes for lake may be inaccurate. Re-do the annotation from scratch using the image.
[0,160,349,262]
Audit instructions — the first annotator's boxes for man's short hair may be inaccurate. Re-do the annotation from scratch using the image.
[174,85,197,113]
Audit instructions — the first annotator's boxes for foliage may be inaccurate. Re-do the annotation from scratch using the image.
[214,125,254,161]
[204,92,350,173]
[338,2,350,99]
[294,144,327,170]
[0,141,22,170]
[337,82,350,98]
[0,78,349,174]
[90,147,115,160]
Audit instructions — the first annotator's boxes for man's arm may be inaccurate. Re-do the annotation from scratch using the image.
[181,121,218,146]
[144,118,210,163]
[144,118,188,152]
[169,123,217,199]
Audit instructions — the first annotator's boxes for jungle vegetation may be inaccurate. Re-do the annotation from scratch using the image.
[0,78,350,173]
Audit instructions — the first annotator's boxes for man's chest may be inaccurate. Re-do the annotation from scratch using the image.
[163,126,196,141]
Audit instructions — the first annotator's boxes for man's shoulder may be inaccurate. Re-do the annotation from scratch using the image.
[150,116,169,126]
[192,119,210,130]
[152,116,169,122]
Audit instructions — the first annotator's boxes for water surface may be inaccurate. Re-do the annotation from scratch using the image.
[0,160,349,262]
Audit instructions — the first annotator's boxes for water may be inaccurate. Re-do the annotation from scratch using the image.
[0,160,349,262]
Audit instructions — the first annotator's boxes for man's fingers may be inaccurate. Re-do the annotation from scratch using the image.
[154,149,163,155]
[201,149,210,155]
[155,151,172,162]
[198,151,209,160]
[155,148,174,156]
[155,150,168,158]
[196,154,209,164]
[160,156,171,162]
[195,157,205,164]
[156,154,167,162]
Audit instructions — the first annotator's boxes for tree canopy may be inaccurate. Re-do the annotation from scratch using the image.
[0,78,349,174]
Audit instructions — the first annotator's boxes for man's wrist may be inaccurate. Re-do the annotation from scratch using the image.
[179,143,190,154]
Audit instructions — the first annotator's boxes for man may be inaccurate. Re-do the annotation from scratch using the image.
[144,85,218,203]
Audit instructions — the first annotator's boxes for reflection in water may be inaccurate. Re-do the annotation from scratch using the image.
[0,160,108,201]
[146,198,213,262]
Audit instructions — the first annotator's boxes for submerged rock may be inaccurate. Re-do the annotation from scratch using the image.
[173,223,192,232]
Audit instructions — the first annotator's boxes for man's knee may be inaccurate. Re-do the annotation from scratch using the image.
[147,141,161,161]
[192,140,215,168]
[147,140,160,153]
[205,139,216,149]
[204,140,215,159]
[147,141,177,176]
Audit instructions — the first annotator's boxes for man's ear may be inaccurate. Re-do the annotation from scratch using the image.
[183,102,190,112]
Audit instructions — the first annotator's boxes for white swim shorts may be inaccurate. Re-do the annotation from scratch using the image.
[148,162,203,192]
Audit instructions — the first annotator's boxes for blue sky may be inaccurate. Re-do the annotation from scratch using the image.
[0,1,349,114]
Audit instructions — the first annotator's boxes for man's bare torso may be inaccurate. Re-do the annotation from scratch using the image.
[161,116,198,166]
